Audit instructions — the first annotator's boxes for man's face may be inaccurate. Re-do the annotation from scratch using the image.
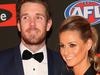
[17,2,52,45]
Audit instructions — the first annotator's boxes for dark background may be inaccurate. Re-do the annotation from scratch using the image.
[0,0,100,53]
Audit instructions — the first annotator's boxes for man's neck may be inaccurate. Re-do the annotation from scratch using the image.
[21,41,45,53]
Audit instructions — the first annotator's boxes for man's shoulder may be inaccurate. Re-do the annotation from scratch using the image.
[47,48,60,57]
[0,46,19,60]
[0,46,23,75]
[47,48,64,63]
[47,49,74,75]
[0,46,20,64]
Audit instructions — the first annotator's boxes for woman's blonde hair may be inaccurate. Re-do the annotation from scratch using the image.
[94,54,100,73]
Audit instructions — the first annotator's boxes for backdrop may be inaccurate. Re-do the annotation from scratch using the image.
[0,0,100,54]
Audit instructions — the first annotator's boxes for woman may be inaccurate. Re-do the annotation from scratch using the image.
[59,16,100,75]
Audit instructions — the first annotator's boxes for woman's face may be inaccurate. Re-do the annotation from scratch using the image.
[59,30,92,67]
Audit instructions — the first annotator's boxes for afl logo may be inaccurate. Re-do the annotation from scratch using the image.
[64,1,100,25]
[0,9,12,22]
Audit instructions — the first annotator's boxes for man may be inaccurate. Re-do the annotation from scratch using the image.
[0,0,73,75]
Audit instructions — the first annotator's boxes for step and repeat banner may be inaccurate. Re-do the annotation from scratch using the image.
[0,0,20,50]
[0,0,100,53]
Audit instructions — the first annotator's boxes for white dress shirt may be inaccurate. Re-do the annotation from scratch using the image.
[20,42,48,75]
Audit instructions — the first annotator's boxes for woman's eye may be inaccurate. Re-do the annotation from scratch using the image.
[59,44,65,48]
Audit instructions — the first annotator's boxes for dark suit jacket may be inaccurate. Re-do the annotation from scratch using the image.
[0,46,73,75]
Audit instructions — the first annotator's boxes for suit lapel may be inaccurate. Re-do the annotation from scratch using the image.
[14,46,24,75]
[47,50,54,75]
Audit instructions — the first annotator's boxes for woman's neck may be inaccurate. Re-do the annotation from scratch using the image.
[73,58,91,75]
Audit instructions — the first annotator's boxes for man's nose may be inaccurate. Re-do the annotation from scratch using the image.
[29,18,36,26]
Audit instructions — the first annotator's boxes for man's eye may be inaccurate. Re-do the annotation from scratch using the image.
[22,16,28,20]
[36,16,44,20]
[69,44,76,47]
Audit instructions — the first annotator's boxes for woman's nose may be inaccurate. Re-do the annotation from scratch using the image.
[63,47,71,55]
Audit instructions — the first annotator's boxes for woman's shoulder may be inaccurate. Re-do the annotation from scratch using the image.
[85,65,97,75]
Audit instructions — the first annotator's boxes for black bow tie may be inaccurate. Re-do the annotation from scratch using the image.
[22,50,44,63]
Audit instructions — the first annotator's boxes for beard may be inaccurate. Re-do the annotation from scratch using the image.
[21,28,46,45]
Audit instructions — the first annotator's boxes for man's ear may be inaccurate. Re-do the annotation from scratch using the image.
[17,21,21,32]
[85,39,93,51]
[46,19,52,31]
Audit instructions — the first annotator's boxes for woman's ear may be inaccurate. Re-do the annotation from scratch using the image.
[85,39,93,51]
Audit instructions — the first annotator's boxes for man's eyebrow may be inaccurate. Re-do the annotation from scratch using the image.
[36,13,46,18]
[20,13,29,17]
